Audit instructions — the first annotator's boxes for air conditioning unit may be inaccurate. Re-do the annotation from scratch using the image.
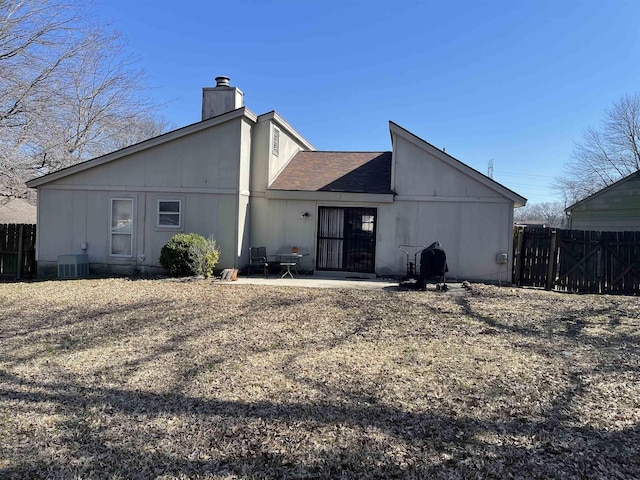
[58,254,89,278]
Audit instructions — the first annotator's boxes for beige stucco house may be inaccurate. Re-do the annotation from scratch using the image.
[566,171,640,232]
[27,77,526,281]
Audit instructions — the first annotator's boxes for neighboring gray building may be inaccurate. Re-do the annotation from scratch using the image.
[27,77,526,281]
[566,171,640,232]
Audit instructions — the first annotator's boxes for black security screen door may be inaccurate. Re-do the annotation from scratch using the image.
[316,207,377,273]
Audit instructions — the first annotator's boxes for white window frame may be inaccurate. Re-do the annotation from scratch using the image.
[157,198,182,229]
[109,197,135,257]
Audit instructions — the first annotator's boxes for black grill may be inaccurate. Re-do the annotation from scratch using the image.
[420,242,448,281]
[399,241,448,291]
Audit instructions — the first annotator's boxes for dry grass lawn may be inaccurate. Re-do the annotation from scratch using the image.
[1,278,639,479]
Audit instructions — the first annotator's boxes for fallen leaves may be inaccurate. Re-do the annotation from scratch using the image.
[0,279,639,478]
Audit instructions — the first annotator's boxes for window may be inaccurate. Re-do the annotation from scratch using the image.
[110,198,133,256]
[361,215,375,232]
[157,199,181,228]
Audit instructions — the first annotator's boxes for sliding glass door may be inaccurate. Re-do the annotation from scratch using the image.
[317,207,376,273]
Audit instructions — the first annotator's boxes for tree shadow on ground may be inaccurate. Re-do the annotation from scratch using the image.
[1,285,639,478]
[456,294,640,349]
[0,366,638,479]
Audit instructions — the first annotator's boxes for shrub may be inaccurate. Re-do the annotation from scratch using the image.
[160,233,219,277]
[188,235,220,278]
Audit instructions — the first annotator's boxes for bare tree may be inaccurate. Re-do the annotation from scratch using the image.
[557,93,640,205]
[0,0,167,200]
[23,27,168,173]
[514,201,568,228]
[0,0,77,128]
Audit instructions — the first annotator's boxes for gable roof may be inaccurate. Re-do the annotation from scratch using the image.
[269,151,393,194]
[26,107,258,188]
[389,121,527,207]
[257,111,315,151]
[566,170,640,212]
[0,198,37,224]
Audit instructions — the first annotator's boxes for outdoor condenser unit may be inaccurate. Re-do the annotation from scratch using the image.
[57,254,89,278]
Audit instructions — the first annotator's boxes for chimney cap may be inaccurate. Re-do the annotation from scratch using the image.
[215,76,230,87]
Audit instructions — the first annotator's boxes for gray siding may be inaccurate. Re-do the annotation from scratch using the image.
[35,118,247,276]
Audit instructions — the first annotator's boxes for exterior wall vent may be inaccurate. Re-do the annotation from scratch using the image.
[272,127,280,156]
[58,254,89,278]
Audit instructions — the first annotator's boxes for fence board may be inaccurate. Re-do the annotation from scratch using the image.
[513,226,553,288]
[555,230,601,293]
[513,227,640,294]
[0,224,37,279]
[601,230,640,295]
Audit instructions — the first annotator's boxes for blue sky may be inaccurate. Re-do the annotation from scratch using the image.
[96,0,640,205]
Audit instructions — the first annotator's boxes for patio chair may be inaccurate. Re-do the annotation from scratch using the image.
[248,247,269,277]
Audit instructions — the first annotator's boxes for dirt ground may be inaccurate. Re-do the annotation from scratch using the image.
[1,278,639,479]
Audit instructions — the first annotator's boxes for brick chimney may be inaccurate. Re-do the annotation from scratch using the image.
[202,76,244,120]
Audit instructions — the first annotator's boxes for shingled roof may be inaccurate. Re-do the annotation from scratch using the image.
[0,198,37,224]
[269,151,393,194]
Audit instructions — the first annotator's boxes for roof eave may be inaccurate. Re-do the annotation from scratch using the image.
[266,189,395,203]
[257,111,315,151]
[565,170,640,212]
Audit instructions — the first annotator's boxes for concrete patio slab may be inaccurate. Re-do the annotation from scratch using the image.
[228,274,462,292]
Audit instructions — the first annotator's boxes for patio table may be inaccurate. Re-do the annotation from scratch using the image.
[275,253,303,278]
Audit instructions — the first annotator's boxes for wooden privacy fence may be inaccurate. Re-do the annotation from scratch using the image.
[513,227,640,294]
[0,224,37,279]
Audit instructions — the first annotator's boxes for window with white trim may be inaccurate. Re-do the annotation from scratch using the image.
[110,198,134,256]
[157,199,181,228]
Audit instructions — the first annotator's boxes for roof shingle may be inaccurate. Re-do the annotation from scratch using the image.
[269,151,392,194]
[0,198,37,224]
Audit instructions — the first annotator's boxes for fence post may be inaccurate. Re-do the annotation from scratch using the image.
[545,229,557,291]
[16,224,24,280]
[513,227,524,286]
[598,232,605,294]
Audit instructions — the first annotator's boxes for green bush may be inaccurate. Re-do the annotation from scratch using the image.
[159,233,219,278]
[188,235,220,278]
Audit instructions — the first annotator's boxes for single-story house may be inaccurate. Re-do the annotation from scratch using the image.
[27,76,526,281]
[566,170,640,231]
[0,198,37,224]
